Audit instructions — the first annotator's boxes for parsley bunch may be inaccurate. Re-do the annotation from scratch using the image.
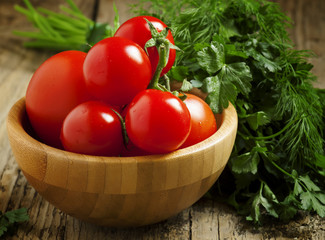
[133,0,325,224]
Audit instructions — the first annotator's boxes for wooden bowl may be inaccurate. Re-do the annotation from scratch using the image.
[7,97,237,227]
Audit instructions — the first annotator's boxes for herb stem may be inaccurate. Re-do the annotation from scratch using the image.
[23,41,84,50]
[267,155,295,179]
[14,5,32,18]
[59,5,93,24]
[248,117,302,141]
[13,0,98,51]
[239,122,254,139]
[47,17,86,35]
[37,7,88,29]
[13,31,64,42]
[66,0,83,14]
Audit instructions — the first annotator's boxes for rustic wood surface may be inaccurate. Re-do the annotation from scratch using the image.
[0,0,324,239]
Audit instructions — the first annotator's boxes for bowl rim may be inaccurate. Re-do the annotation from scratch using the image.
[7,97,238,164]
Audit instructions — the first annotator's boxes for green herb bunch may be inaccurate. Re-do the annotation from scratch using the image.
[14,0,325,225]
[14,0,119,52]
[133,0,325,224]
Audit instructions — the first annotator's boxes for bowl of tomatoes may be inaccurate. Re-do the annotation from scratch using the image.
[6,16,238,227]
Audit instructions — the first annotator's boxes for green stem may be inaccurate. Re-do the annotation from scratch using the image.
[66,0,83,14]
[23,41,84,50]
[148,44,168,90]
[13,31,64,42]
[267,155,295,179]
[164,75,171,91]
[248,116,301,140]
[14,5,32,19]
[37,7,88,29]
[47,17,86,35]
[20,0,64,40]
[14,0,93,51]
[238,123,254,140]
[60,5,93,24]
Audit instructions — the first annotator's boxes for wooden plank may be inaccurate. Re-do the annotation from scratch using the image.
[275,0,325,88]
[191,199,325,240]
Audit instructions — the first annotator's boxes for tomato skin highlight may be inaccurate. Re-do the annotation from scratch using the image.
[25,50,93,148]
[181,94,217,148]
[83,37,152,106]
[60,101,124,156]
[114,16,176,76]
[125,89,191,154]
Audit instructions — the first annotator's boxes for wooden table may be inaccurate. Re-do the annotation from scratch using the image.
[1,0,324,239]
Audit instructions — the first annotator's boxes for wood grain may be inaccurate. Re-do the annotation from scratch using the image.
[276,0,325,89]
[0,0,324,239]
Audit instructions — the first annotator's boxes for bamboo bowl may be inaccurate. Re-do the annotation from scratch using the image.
[7,97,237,227]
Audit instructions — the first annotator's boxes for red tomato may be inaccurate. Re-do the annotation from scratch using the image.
[60,101,124,156]
[125,89,191,154]
[83,37,152,106]
[25,50,92,148]
[114,16,176,76]
[181,94,217,148]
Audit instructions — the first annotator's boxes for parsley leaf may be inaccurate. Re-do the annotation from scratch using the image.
[168,66,189,82]
[203,75,236,113]
[230,150,260,175]
[278,193,299,221]
[245,182,279,224]
[0,208,29,237]
[245,111,271,131]
[222,62,252,96]
[244,39,281,74]
[300,191,325,217]
[197,41,225,75]
[198,41,252,113]
[297,175,325,217]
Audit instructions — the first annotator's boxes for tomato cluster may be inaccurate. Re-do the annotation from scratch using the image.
[25,16,217,157]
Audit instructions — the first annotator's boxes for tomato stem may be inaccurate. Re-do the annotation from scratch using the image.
[148,43,169,90]
[111,109,129,147]
[164,75,171,91]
